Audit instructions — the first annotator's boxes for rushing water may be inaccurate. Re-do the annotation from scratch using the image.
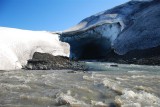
[0,62,160,107]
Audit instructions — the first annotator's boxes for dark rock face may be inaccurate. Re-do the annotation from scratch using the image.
[24,52,87,70]
[104,45,160,65]
[113,1,160,55]
[106,55,160,66]
[60,0,160,65]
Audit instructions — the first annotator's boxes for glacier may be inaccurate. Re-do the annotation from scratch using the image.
[0,27,69,70]
[1,0,160,70]
[61,0,160,60]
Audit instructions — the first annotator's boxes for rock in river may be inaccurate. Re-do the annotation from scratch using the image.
[24,52,87,70]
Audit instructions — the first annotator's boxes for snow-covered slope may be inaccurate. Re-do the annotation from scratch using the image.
[0,27,69,70]
[63,0,153,33]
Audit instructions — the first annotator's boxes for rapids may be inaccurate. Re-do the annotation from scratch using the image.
[0,62,160,107]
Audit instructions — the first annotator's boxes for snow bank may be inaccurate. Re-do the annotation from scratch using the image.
[0,27,69,70]
[63,0,139,33]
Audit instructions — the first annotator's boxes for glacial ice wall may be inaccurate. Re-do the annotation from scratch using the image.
[61,0,160,60]
[61,23,121,59]
[0,27,69,70]
[113,1,160,55]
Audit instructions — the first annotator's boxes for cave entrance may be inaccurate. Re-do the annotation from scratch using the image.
[80,42,105,60]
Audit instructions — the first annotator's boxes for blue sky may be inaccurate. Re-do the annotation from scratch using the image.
[0,0,129,31]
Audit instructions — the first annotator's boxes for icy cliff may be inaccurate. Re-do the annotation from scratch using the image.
[0,27,69,70]
[61,0,160,60]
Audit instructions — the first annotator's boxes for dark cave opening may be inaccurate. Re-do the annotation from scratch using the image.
[80,42,106,60]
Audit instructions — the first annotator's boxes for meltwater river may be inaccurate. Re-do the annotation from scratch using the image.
[0,62,160,107]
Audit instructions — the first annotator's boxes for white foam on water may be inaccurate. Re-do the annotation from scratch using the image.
[128,70,148,73]
[91,100,108,106]
[0,83,31,91]
[134,85,153,92]
[55,92,88,106]
[20,94,54,105]
[74,85,94,94]
[131,75,146,78]
[103,78,123,94]
[116,77,128,81]
[115,90,160,107]
[8,75,26,82]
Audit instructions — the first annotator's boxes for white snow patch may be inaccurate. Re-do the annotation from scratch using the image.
[64,21,88,32]
[0,27,70,70]
[65,17,125,33]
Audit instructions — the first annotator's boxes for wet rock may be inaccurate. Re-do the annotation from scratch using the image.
[67,70,77,73]
[110,65,118,67]
[104,47,160,65]
[24,52,87,70]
